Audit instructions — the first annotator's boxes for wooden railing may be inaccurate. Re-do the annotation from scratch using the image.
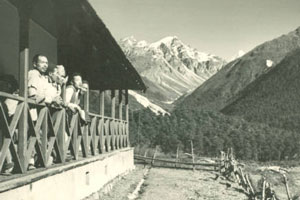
[0,90,130,174]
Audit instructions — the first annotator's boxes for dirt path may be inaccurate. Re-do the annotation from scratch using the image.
[139,167,247,200]
[101,165,247,200]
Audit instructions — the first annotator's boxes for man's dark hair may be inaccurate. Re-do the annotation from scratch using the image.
[68,72,82,85]
[0,74,19,93]
[46,63,57,74]
[32,54,46,64]
[71,72,82,80]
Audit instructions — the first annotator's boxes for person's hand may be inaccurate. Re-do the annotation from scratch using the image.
[67,103,80,113]
[67,104,76,113]
[35,95,45,104]
[53,96,63,105]
[64,76,68,85]
[76,105,82,111]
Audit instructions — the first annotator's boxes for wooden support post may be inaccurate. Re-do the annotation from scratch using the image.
[116,90,122,149]
[18,48,29,172]
[72,114,79,159]
[125,90,129,147]
[144,149,148,157]
[82,87,89,156]
[99,90,105,153]
[191,140,195,171]
[84,86,89,112]
[100,90,105,116]
[175,146,179,168]
[41,108,48,163]
[111,90,115,150]
[119,90,123,120]
[151,146,158,166]
[111,90,115,118]
[59,110,66,162]
[118,90,122,148]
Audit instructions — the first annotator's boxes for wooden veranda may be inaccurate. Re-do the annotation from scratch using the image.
[0,0,146,175]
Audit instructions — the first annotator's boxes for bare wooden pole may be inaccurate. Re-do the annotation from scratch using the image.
[144,149,148,157]
[191,140,195,171]
[151,146,158,166]
[175,145,179,168]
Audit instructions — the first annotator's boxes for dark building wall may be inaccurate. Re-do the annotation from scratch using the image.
[29,0,57,68]
[0,0,19,80]
[29,20,57,69]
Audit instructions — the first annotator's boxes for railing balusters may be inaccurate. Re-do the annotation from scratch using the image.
[58,109,66,162]
[0,87,131,174]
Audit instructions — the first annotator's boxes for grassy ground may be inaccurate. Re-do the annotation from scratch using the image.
[101,165,247,200]
[99,161,300,200]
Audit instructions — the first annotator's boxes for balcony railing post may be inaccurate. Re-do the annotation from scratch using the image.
[82,88,89,157]
[99,90,105,153]
[125,90,129,147]
[118,90,123,120]
[84,87,89,112]
[18,48,29,172]
[60,109,66,162]
[111,90,115,151]
[119,90,123,148]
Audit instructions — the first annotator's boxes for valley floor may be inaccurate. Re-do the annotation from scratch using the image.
[100,165,247,200]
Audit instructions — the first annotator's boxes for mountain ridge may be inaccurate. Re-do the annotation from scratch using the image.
[175,26,300,111]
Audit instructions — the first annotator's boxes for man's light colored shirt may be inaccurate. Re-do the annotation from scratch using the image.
[28,69,48,101]
[44,78,61,104]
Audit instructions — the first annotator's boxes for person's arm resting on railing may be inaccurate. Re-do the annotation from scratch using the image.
[65,86,80,112]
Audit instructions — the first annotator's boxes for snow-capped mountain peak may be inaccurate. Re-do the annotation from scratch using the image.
[150,36,179,48]
[119,36,226,113]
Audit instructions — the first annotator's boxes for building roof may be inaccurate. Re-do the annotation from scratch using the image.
[55,0,146,91]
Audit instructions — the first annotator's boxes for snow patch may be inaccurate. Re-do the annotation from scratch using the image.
[137,40,148,48]
[129,90,170,115]
[266,59,273,67]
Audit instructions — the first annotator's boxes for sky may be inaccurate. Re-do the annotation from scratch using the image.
[89,0,300,60]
